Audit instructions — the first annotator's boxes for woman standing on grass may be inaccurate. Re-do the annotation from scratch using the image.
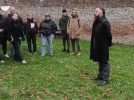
[67,9,81,56]
[90,8,112,86]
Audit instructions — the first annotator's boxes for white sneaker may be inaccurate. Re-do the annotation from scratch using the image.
[77,52,81,56]
[70,52,75,55]
[0,60,5,64]
[5,54,10,58]
[22,60,27,64]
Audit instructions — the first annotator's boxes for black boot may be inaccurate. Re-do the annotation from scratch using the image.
[62,49,66,52]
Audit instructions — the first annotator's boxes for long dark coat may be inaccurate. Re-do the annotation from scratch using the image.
[0,15,6,42]
[10,18,24,42]
[90,16,112,63]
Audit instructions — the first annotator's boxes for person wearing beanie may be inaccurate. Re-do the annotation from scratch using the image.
[59,9,70,53]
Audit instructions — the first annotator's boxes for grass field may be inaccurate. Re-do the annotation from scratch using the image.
[0,38,134,100]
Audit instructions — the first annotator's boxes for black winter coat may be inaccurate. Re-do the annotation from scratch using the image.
[0,15,7,39]
[39,19,57,37]
[59,15,69,31]
[10,18,24,42]
[90,16,112,63]
[25,19,38,37]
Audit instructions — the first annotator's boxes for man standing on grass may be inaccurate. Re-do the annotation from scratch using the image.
[39,14,57,57]
[9,13,27,64]
[59,9,70,53]
[90,8,112,86]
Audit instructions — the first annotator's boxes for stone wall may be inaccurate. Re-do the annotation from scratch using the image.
[13,6,134,45]
[1,1,134,44]
[1,0,134,7]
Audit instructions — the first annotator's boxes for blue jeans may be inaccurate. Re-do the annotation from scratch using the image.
[41,34,54,57]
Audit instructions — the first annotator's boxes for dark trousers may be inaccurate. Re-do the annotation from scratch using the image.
[27,35,36,53]
[0,55,3,60]
[0,52,3,60]
[0,38,7,55]
[0,37,7,60]
[71,38,80,52]
[98,62,110,81]
[12,40,23,62]
[62,30,70,51]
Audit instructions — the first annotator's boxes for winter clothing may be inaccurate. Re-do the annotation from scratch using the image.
[67,17,81,53]
[25,18,38,53]
[9,17,25,62]
[90,16,112,82]
[59,15,70,52]
[39,19,57,57]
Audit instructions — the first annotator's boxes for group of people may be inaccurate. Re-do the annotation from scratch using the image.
[0,8,82,63]
[0,7,112,86]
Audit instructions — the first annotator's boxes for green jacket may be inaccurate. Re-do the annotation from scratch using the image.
[59,15,69,31]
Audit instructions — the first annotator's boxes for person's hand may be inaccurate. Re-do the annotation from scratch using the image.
[76,34,80,37]
[0,29,4,32]
[11,37,14,42]
[19,37,22,40]
[22,37,25,41]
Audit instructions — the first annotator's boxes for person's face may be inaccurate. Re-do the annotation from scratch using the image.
[72,11,76,15]
[95,8,103,17]
[71,11,78,17]
[12,14,18,20]
[45,16,50,20]
[28,15,33,19]
[63,12,67,16]
[10,10,15,14]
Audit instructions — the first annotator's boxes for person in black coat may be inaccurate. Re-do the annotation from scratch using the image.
[0,13,7,63]
[25,15,38,54]
[59,9,70,52]
[0,14,9,61]
[9,13,27,64]
[90,8,112,86]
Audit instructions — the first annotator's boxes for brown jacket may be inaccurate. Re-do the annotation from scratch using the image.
[67,17,81,39]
